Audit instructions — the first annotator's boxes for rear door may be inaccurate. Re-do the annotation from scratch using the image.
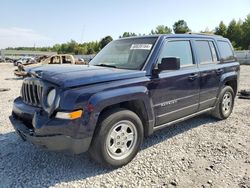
[150,38,200,126]
[193,40,221,110]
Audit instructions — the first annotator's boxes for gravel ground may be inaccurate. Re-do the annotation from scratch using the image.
[0,63,250,188]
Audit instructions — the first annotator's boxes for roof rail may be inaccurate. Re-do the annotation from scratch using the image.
[186,32,223,37]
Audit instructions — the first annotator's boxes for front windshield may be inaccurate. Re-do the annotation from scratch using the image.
[90,37,158,70]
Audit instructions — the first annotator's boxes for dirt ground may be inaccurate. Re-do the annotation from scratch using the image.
[0,63,250,188]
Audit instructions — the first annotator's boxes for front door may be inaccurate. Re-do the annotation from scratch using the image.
[150,39,200,126]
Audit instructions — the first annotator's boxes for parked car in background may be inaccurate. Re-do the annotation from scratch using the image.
[78,58,85,64]
[5,57,16,63]
[0,56,4,63]
[41,54,76,64]
[10,34,240,167]
[34,55,49,63]
[14,57,35,66]
[14,54,87,77]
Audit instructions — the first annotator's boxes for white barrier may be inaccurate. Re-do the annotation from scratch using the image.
[235,50,250,65]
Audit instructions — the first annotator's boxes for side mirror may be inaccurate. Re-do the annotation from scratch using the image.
[154,57,180,74]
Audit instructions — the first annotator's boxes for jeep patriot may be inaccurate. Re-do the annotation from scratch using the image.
[10,34,240,167]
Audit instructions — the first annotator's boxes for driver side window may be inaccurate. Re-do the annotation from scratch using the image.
[159,40,194,67]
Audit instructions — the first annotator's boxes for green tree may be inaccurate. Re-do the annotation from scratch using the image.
[151,25,172,34]
[214,21,227,37]
[86,41,100,53]
[226,19,243,49]
[60,43,68,54]
[100,36,113,49]
[120,32,137,38]
[52,44,61,52]
[173,20,191,34]
[67,40,78,54]
[75,45,87,55]
[242,14,250,49]
[87,48,94,55]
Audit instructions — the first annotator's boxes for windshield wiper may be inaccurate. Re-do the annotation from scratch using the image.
[95,64,117,68]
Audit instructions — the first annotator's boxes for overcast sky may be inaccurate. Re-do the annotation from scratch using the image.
[0,0,249,49]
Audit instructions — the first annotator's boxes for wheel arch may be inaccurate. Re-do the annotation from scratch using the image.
[219,72,238,97]
[87,86,155,138]
[224,79,237,97]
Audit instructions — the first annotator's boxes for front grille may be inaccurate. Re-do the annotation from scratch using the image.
[21,79,43,107]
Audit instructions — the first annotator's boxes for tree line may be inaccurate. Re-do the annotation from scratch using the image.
[6,14,250,54]
[214,15,250,50]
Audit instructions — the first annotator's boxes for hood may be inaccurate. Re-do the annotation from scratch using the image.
[27,65,145,88]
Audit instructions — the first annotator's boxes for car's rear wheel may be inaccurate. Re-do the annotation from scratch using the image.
[212,86,235,119]
[89,108,143,168]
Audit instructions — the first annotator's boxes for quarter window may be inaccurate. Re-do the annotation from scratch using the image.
[159,40,193,67]
[217,41,235,61]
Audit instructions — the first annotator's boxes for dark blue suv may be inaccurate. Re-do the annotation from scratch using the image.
[10,34,240,167]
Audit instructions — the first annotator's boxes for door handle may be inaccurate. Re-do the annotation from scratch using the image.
[188,73,198,81]
[216,68,224,75]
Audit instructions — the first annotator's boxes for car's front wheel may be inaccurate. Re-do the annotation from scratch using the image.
[89,108,143,168]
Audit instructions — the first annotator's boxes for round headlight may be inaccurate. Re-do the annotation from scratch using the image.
[47,89,56,107]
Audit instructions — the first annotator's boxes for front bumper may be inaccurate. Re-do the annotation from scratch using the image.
[10,97,92,154]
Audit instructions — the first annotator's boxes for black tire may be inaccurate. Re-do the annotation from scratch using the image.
[89,108,144,168]
[211,86,235,120]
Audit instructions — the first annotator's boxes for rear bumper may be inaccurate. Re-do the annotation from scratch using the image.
[10,97,92,154]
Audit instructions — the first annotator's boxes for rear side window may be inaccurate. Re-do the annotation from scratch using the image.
[217,41,235,61]
[195,41,214,64]
[159,40,193,67]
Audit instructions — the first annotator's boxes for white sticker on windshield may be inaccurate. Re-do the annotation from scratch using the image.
[130,44,152,50]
